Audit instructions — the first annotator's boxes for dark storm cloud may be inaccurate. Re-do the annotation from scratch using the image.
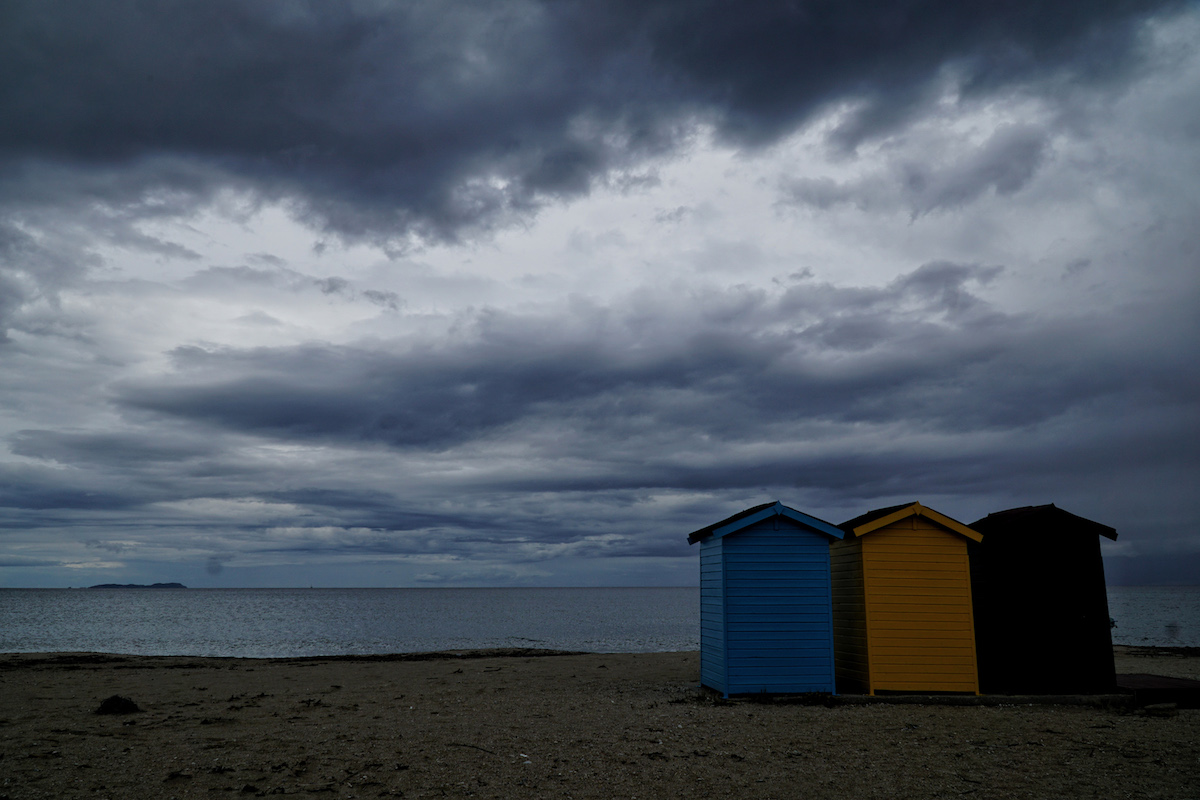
[3,427,281,519]
[0,0,1181,242]
[29,256,1178,575]
[5,248,1193,575]
[115,263,1196,491]
[625,0,1176,148]
[0,463,149,513]
[2,0,1196,587]
[0,557,59,567]
[115,264,986,445]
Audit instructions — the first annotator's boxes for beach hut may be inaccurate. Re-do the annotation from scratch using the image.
[969,504,1118,694]
[831,502,982,694]
[687,501,844,697]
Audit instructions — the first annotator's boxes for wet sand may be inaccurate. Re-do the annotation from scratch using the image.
[1,647,1197,799]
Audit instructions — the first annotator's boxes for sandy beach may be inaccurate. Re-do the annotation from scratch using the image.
[1,647,1197,799]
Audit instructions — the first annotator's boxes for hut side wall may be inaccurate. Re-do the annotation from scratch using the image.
[698,537,727,694]
[970,520,1116,693]
[1077,534,1118,690]
[862,517,978,693]
[830,535,869,692]
[1078,533,1119,690]
[720,519,837,694]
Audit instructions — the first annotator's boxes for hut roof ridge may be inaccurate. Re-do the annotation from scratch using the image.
[971,503,1117,540]
[840,501,982,542]
[687,501,843,544]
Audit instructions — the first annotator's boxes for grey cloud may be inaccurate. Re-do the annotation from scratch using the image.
[1,0,674,244]
[234,311,285,327]
[631,0,1179,148]
[779,176,878,212]
[891,261,1004,313]
[2,427,284,520]
[315,277,350,295]
[102,228,203,261]
[0,4,1194,591]
[1064,258,1093,277]
[113,263,1185,462]
[0,464,150,512]
[0,267,30,344]
[183,265,403,309]
[129,493,684,566]
[184,266,288,289]
[909,124,1051,214]
[1,0,1181,243]
[361,290,402,310]
[85,540,134,554]
[780,124,1052,216]
[654,206,692,225]
[0,556,61,567]
[10,430,218,466]
[0,218,94,343]
[775,262,1004,351]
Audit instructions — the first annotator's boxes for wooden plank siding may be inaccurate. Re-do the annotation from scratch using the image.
[720,522,837,694]
[699,538,726,693]
[830,534,869,692]
[689,502,843,697]
[832,505,980,695]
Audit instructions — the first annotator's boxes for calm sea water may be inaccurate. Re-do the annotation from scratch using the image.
[0,587,699,658]
[1107,586,1200,647]
[0,586,1195,657]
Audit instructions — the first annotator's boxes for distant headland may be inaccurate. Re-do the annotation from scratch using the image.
[87,582,187,589]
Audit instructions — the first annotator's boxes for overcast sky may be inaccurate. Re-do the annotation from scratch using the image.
[2,0,1197,588]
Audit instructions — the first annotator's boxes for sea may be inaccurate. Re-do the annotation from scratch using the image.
[0,585,1196,658]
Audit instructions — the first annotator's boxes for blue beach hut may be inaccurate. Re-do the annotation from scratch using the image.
[687,501,844,697]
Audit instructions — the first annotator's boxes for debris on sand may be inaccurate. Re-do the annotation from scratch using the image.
[95,695,141,714]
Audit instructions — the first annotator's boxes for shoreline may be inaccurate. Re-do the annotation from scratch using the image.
[5,642,1196,657]
[3,645,1195,706]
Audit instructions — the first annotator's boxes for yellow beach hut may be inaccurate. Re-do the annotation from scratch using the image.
[831,502,982,694]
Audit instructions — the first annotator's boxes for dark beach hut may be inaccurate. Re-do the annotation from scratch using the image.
[687,501,844,697]
[969,504,1118,694]
[831,502,982,695]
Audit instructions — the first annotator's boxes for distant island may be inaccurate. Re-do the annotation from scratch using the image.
[88,582,187,589]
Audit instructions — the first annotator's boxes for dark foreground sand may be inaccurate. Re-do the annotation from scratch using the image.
[1,647,1197,799]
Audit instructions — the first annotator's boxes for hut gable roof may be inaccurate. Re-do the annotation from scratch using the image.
[687,501,844,545]
[971,503,1117,540]
[840,501,982,542]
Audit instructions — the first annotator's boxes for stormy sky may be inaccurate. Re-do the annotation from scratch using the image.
[2,0,1197,587]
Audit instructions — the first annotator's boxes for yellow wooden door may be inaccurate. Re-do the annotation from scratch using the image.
[862,517,979,693]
